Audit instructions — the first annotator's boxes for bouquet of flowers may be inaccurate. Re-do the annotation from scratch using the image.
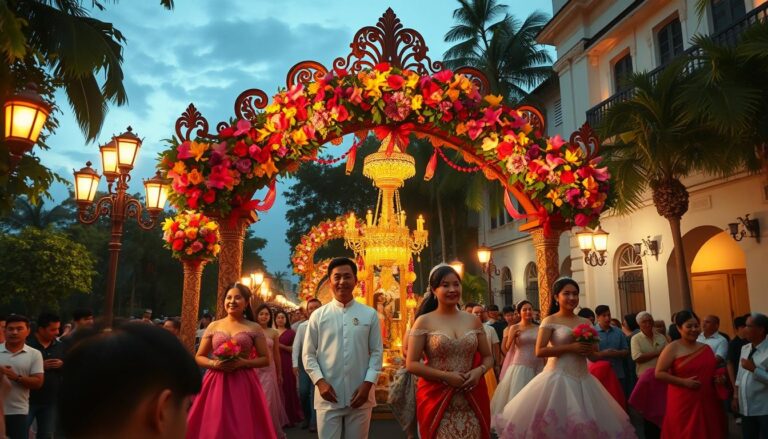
[212,338,241,362]
[572,323,600,343]
[162,211,221,261]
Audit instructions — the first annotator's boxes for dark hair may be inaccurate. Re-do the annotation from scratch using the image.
[623,313,639,331]
[72,308,93,322]
[548,277,579,315]
[416,265,460,318]
[6,314,30,328]
[327,257,357,279]
[749,313,768,334]
[595,305,610,317]
[464,302,478,310]
[224,283,254,321]
[705,315,720,325]
[254,304,273,328]
[733,315,748,329]
[37,312,60,329]
[164,318,181,331]
[58,323,201,437]
[674,310,700,328]
[273,310,291,330]
[487,304,500,312]
[516,300,533,314]
[577,308,595,320]
[502,306,515,315]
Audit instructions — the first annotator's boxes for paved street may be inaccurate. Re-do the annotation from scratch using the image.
[285,416,404,439]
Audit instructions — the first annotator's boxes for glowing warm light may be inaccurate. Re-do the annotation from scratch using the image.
[143,171,170,212]
[3,84,51,155]
[592,225,609,252]
[114,127,142,171]
[240,276,252,288]
[99,141,119,181]
[576,229,594,251]
[73,162,101,204]
[449,259,464,278]
[477,246,491,265]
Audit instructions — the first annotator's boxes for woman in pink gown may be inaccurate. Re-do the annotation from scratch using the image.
[187,284,277,439]
[655,310,726,438]
[254,304,289,439]
[275,309,303,426]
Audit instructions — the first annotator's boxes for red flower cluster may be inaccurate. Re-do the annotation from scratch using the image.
[572,323,600,343]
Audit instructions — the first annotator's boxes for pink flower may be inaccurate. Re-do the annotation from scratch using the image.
[550,134,566,150]
[574,213,589,227]
[176,141,192,159]
[235,159,251,174]
[189,241,204,253]
[506,154,528,174]
[433,69,453,83]
[233,119,251,137]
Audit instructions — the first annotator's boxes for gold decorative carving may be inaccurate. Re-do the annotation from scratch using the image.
[215,212,258,318]
[180,259,207,352]
[531,228,563,317]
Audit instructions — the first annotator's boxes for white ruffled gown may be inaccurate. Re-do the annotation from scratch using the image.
[492,323,636,438]
[490,327,542,417]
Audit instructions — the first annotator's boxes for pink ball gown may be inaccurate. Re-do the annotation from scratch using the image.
[186,331,277,439]
[255,336,289,439]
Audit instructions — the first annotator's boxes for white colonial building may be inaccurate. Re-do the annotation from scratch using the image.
[480,0,768,335]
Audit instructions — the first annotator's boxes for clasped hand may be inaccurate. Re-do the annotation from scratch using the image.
[571,342,594,356]
[213,358,245,372]
[443,368,483,392]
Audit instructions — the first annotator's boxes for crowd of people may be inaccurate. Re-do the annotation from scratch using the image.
[1,257,766,439]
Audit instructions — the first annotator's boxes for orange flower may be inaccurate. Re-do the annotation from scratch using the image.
[188,169,204,185]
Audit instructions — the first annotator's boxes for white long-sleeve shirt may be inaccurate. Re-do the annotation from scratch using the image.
[302,298,383,410]
[292,320,308,369]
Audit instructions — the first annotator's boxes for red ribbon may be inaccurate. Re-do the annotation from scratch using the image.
[424,148,438,181]
[253,181,277,211]
[503,190,527,220]
[373,123,414,156]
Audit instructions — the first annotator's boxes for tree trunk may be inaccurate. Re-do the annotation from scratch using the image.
[667,216,692,310]
[436,189,446,262]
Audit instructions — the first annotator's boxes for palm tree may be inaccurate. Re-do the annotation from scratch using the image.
[0,0,173,141]
[0,196,73,231]
[598,61,743,310]
[443,0,553,104]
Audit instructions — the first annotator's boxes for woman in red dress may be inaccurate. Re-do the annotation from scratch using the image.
[655,310,726,438]
[274,309,303,426]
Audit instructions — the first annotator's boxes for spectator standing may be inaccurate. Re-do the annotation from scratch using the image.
[668,312,681,341]
[728,315,750,389]
[594,305,630,396]
[698,315,728,365]
[293,298,322,432]
[487,305,506,343]
[734,313,768,438]
[577,308,596,324]
[26,313,64,439]
[0,315,44,439]
[60,309,93,353]
[472,305,500,394]
[162,318,181,338]
[629,311,668,439]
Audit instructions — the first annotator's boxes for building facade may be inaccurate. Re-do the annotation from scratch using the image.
[480,0,767,334]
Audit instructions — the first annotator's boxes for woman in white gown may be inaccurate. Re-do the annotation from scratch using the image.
[490,300,543,418]
[493,278,636,438]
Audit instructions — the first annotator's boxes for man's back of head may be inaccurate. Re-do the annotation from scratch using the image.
[59,323,201,439]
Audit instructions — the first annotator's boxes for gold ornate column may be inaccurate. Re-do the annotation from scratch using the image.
[215,211,258,318]
[531,228,564,317]
[180,259,206,352]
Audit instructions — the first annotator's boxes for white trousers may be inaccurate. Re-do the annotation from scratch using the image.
[316,406,373,439]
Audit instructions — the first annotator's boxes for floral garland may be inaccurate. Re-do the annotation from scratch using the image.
[162,211,221,261]
[291,214,360,276]
[158,63,609,226]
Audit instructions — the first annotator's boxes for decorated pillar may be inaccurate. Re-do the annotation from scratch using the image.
[180,259,206,352]
[531,228,564,317]
[216,211,258,318]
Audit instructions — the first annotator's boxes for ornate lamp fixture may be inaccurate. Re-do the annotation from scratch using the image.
[3,83,51,167]
[633,237,659,259]
[344,135,428,267]
[576,225,609,267]
[728,214,760,243]
[476,245,500,306]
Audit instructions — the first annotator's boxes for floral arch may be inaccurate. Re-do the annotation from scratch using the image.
[161,8,610,316]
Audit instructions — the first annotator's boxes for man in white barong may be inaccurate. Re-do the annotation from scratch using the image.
[303,257,383,439]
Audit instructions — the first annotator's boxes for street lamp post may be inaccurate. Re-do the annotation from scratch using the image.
[72,127,169,327]
[477,245,500,306]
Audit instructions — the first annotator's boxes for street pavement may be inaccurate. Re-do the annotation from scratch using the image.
[285,416,404,439]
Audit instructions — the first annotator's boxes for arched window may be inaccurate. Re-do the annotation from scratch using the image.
[616,245,646,315]
[560,256,572,278]
[524,262,539,310]
[501,267,512,306]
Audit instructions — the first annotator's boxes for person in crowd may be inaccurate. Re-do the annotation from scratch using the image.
[303,258,383,439]
[389,304,418,439]
[623,313,640,395]
[58,322,201,439]
[622,313,639,337]
[656,310,726,438]
[254,304,289,439]
[629,311,668,439]
[499,306,516,356]
[186,283,277,439]
[274,309,303,427]
[463,302,478,313]
[593,305,630,396]
[0,315,6,344]
[728,315,750,391]
[733,313,768,438]
[162,318,181,338]
[577,307,596,324]
[491,300,542,419]
[487,304,506,343]
[532,309,541,324]
[668,312,681,341]
[472,305,499,397]
[141,310,153,324]
[67,309,93,336]
[654,320,670,342]
[407,264,493,438]
[59,324,72,339]
[493,278,634,437]
[195,313,213,342]
[698,315,729,365]
[0,315,44,439]
[26,313,64,439]
[293,298,321,432]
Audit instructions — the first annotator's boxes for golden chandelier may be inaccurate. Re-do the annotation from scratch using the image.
[344,135,428,267]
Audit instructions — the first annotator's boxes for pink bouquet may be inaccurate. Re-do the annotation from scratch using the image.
[212,338,241,361]
[572,323,600,343]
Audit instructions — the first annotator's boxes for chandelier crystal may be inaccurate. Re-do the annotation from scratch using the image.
[344,134,428,267]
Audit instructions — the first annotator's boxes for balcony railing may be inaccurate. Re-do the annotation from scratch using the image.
[585,2,768,127]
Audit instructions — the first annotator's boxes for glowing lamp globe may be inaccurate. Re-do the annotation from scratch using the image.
[73,162,101,206]
[3,83,51,157]
[99,141,119,182]
[143,171,170,212]
[114,126,142,172]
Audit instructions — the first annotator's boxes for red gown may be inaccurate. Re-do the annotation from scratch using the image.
[661,346,726,438]
[588,360,627,410]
